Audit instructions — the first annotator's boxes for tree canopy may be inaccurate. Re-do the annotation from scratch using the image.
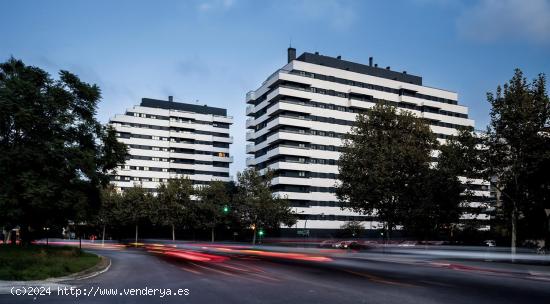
[336,104,438,235]
[155,177,194,241]
[484,69,550,251]
[0,58,127,242]
[235,168,296,244]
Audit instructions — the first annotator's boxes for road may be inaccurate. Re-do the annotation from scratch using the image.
[1,241,550,304]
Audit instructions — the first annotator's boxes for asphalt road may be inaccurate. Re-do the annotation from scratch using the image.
[1,243,550,304]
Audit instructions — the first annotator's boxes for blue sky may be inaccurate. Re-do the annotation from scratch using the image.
[1,0,549,174]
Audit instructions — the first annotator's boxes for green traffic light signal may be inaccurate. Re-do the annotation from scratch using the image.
[258,229,264,236]
[223,205,229,213]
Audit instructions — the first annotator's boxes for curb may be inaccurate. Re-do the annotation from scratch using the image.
[430,261,550,279]
[58,256,111,282]
[0,254,111,294]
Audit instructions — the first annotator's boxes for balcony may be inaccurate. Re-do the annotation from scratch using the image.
[246,91,255,103]
[246,105,255,116]
[246,118,255,129]
[246,131,255,141]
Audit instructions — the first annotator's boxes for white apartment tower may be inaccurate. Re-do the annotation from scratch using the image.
[109,97,233,191]
[246,48,492,235]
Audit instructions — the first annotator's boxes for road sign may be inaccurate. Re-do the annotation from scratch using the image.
[297,229,310,236]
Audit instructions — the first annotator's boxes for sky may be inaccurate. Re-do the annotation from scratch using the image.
[1,0,549,175]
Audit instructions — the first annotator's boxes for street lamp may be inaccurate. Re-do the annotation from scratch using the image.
[43,227,50,246]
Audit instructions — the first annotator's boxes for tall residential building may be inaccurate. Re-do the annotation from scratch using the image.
[246,48,492,235]
[109,97,233,191]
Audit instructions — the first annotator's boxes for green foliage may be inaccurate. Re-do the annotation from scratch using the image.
[235,168,296,241]
[336,104,437,234]
[155,177,194,229]
[340,221,364,238]
[0,58,128,241]
[194,180,230,230]
[484,69,550,245]
[0,245,99,280]
[117,186,154,227]
[337,104,482,239]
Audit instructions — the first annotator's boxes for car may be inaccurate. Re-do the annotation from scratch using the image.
[319,240,338,248]
[333,240,362,250]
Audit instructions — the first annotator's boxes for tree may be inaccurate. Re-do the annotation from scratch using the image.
[484,69,550,254]
[117,186,154,245]
[235,168,296,244]
[0,58,128,243]
[155,177,194,241]
[340,221,364,238]
[194,180,230,242]
[402,128,483,239]
[336,104,437,237]
[96,185,123,245]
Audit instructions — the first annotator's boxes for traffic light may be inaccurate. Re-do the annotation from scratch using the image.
[258,229,264,236]
[222,205,229,213]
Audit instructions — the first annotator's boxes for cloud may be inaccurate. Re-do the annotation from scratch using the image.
[197,0,235,12]
[456,0,550,45]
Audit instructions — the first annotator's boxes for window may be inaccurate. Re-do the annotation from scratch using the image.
[298,171,306,177]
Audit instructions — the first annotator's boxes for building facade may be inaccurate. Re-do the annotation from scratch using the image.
[246,48,492,235]
[109,97,233,191]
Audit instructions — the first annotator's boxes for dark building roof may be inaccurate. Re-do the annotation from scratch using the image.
[140,98,227,116]
[295,52,422,86]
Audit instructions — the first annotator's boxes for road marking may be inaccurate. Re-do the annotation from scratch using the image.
[180,265,202,275]
[247,272,281,282]
[190,263,237,277]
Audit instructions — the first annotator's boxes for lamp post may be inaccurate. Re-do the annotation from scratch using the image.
[43,227,50,246]
[545,209,550,250]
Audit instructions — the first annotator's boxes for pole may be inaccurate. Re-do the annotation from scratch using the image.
[211,227,215,243]
[304,219,308,246]
[252,227,256,245]
[172,224,175,242]
[102,225,106,247]
[135,224,138,247]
